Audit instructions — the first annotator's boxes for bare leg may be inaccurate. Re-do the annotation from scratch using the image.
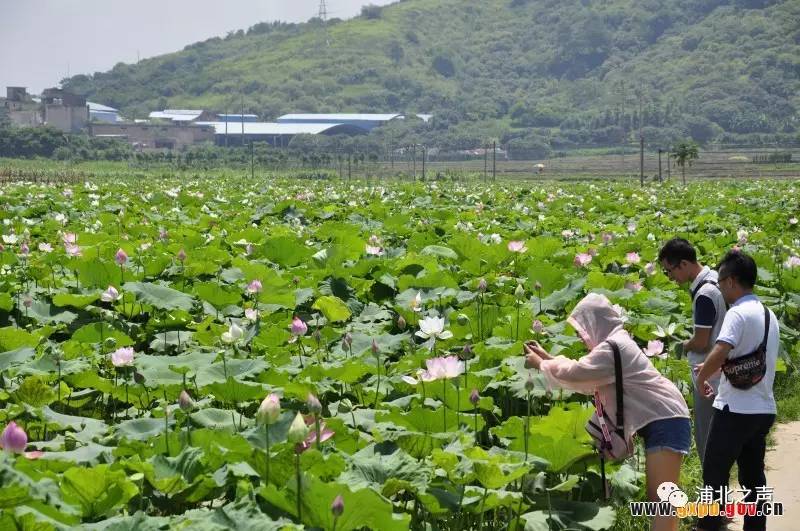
[646,449,683,531]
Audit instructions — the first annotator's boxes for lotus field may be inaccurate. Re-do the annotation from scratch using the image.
[1,177,799,530]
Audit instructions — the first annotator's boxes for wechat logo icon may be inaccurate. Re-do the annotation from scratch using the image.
[657,482,689,508]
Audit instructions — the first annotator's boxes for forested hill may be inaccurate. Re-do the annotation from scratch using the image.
[63,0,800,150]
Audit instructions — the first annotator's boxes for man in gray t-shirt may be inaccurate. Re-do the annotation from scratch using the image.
[659,238,726,463]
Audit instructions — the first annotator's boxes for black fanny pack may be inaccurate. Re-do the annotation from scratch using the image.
[721,304,769,390]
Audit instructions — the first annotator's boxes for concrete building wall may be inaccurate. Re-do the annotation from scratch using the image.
[90,123,214,150]
[45,104,88,133]
[8,109,43,127]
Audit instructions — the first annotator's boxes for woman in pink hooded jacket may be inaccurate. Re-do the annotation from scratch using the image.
[524,293,690,531]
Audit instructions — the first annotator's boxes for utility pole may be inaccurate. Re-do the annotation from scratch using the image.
[492,141,497,181]
[422,146,426,180]
[666,149,671,181]
[251,141,255,179]
[241,94,245,146]
[639,134,644,187]
[412,144,417,181]
[224,107,229,148]
[484,144,488,183]
[658,149,662,182]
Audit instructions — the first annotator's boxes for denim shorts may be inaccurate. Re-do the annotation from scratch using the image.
[637,417,691,455]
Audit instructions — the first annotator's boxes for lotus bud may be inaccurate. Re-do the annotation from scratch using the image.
[477,278,487,292]
[461,343,474,360]
[307,393,322,415]
[525,373,536,392]
[534,281,542,291]
[514,283,525,300]
[115,248,128,266]
[177,249,187,262]
[291,316,307,336]
[133,371,146,385]
[396,315,407,330]
[257,393,281,425]
[371,339,380,356]
[531,319,544,334]
[456,313,469,326]
[469,389,480,406]
[178,390,195,412]
[331,494,344,517]
[103,337,117,350]
[0,421,27,454]
[287,413,309,444]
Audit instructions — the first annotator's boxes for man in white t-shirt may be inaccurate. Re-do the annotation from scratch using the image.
[659,238,727,464]
[695,250,778,531]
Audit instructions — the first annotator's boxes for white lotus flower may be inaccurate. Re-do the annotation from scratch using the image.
[416,316,453,341]
[101,285,122,302]
[221,323,244,344]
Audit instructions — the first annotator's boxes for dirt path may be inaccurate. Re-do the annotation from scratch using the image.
[763,421,800,530]
[722,421,800,531]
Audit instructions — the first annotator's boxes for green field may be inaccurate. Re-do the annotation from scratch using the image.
[1,168,798,530]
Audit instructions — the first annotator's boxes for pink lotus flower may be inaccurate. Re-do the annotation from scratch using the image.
[64,243,82,257]
[365,244,384,256]
[644,262,657,276]
[602,232,614,244]
[291,316,307,336]
[508,240,527,253]
[1,421,27,454]
[561,230,575,239]
[587,248,598,257]
[246,279,263,294]
[244,308,259,321]
[368,234,381,246]
[19,243,29,256]
[101,285,121,302]
[62,232,77,245]
[574,253,593,267]
[115,248,128,265]
[420,355,464,381]
[625,281,643,292]
[643,340,666,359]
[296,416,335,453]
[627,223,637,234]
[38,243,53,253]
[625,252,641,264]
[111,347,135,367]
[159,229,169,240]
[784,256,800,269]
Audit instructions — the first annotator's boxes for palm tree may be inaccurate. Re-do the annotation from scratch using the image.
[670,140,699,185]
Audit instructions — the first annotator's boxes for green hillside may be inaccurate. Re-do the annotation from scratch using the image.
[63,0,800,151]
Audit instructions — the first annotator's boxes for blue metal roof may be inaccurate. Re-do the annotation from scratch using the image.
[277,113,402,123]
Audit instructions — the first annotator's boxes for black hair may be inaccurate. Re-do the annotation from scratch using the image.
[658,238,697,265]
[717,249,757,289]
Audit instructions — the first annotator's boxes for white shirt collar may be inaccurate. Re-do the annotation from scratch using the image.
[690,265,711,292]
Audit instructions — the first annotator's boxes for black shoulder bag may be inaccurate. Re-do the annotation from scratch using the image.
[721,305,770,390]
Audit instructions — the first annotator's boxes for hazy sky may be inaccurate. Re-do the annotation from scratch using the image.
[0,0,395,94]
